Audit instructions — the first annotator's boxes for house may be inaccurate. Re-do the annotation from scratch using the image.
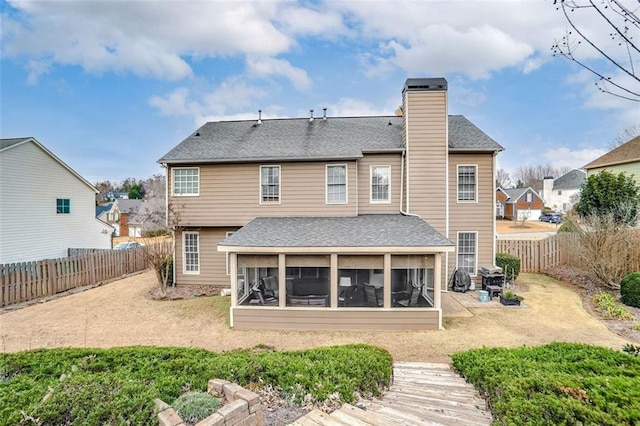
[127,201,165,237]
[103,199,142,237]
[583,135,640,185]
[541,169,586,213]
[0,137,113,264]
[497,187,544,221]
[96,203,113,224]
[158,78,504,331]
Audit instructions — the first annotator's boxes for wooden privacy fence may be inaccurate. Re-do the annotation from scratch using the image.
[496,233,579,272]
[0,245,167,307]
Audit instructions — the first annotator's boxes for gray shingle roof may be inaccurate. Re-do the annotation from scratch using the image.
[0,137,32,151]
[553,169,586,190]
[158,115,502,164]
[448,115,503,152]
[502,187,542,204]
[116,199,143,214]
[219,215,453,248]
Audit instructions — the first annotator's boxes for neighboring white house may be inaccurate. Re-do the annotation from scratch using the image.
[542,169,586,213]
[0,137,113,264]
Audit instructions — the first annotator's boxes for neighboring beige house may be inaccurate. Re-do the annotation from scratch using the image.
[542,169,586,213]
[158,78,504,331]
[583,135,640,184]
[0,137,113,264]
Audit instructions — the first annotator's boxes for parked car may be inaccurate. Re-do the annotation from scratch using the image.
[539,212,563,223]
[113,241,144,250]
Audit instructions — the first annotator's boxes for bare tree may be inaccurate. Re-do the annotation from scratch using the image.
[551,0,640,102]
[566,205,640,289]
[496,168,513,188]
[512,165,571,192]
[609,123,640,149]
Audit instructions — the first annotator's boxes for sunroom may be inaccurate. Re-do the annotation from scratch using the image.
[218,215,454,331]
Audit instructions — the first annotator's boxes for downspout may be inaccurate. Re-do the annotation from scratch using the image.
[355,160,359,216]
[400,150,420,218]
[163,164,176,286]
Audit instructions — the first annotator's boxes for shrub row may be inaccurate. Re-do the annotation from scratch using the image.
[452,342,640,425]
[0,344,392,426]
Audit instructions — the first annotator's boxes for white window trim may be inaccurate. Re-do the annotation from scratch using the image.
[456,231,478,277]
[183,231,200,275]
[370,165,391,204]
[172,167,200,197]
[525,192,533,203]
[259,165,281,205]
[456,164,478,203]
[325,164,348,204]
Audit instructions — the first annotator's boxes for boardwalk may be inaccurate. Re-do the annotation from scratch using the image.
[290,362,492,425]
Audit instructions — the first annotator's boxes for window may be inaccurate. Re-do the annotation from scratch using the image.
[326,165,347,203]
[371,166,390,203]
[173,168,199,196]
[56,198,70,214]
[260,165,280,203]
[525,192,533,203]
[457,232,477,275]
[557,190,562,196]
[183,232,199,274]
[457,165,477,202]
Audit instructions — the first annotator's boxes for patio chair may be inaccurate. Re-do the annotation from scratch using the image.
[396,285,421,307]
[363,283,383,307]
[261,276,278,298]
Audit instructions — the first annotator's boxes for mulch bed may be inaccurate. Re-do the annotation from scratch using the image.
[545,265,640,343]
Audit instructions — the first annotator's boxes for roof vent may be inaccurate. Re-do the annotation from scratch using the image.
[388,121,392,126]
[323,108,327,120]
[309,109,314,122]
[257,110,262,125]
[194,132,200,137]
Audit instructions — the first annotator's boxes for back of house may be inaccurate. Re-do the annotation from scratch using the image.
[158,78,503,330]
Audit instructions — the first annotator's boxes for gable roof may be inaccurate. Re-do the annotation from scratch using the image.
[553,169,586,190]
[0,137,98,193]
[583,135,640,169]
[219,215,454,250]
[96,203,113,217]
[115,199,143,214]
[158,115,503,164]
[501,187,542,204]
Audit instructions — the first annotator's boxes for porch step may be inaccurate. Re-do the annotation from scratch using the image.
[288,362,492,425]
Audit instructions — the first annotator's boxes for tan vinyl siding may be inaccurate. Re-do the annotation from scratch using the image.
[447,153,496,285]
[403,90,448,233]
[169,162,357,226]
[357,154,402,214]
[175,227,238,286]
[232,307,439,330]
[587,163,640,185]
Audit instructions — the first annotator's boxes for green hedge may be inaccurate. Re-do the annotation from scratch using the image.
[452,342,640,425]
[621,271,640,308]
[0,344,392,426]
[496,252,521,282]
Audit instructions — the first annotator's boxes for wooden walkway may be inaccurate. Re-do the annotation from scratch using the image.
[289,362,492,425]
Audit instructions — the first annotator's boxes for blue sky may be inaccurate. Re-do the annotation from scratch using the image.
[1,0,638,184]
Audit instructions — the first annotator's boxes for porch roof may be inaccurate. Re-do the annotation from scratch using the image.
[218,214,454,252]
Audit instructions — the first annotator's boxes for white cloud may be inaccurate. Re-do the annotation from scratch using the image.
[3,0,295,80]
[542,147,607,170]
[246,56,311,91]
[25,59,51,85]
[149,79,270,126]
[328,98,394,117]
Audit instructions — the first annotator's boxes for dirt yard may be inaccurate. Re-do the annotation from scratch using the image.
[0,270,632,362]
[496,218,559,234]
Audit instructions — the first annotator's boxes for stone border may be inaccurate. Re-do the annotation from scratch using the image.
[156,379,263,426]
